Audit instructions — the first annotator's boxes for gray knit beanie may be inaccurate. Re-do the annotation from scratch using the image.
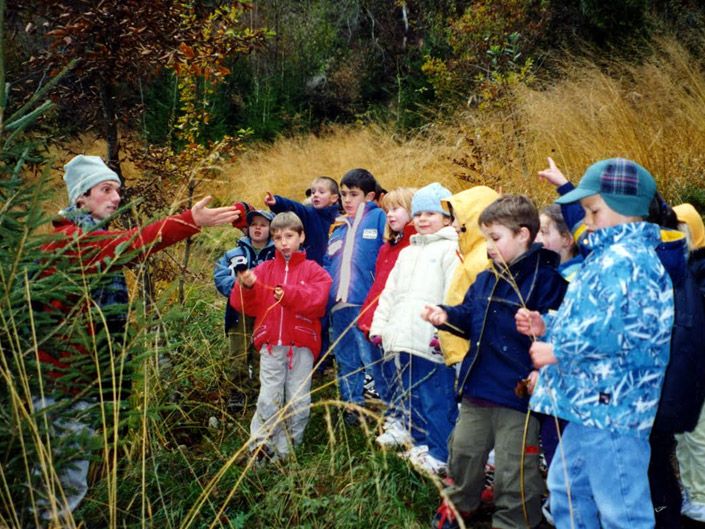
[63,155,121,205]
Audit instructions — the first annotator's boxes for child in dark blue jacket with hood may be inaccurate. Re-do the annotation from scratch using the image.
[423,195,567,529]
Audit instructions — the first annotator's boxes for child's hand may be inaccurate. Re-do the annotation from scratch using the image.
[264,192,276,206]
[515,308,546,338]
[538,157,569,188]
[526,370,539,394]
[370,335,382,346]
[237,269,257,288]
[529,341,557,368]
[273,286,284,301]
[422,305,448,326]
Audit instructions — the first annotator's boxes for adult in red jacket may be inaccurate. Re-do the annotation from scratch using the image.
[35,154,238,522]
[230,211,332,460]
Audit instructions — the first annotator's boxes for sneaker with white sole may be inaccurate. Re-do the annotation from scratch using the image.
[401,444,429,464]
[376,420,412,448]
[682,498,705,522]
[413,452,447,476]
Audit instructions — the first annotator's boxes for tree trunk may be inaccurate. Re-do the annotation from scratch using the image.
[99,79,123,183]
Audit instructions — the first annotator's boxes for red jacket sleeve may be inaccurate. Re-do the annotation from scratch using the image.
[229,275,268,318]
[54,210,200,267]
[278,262,332,319]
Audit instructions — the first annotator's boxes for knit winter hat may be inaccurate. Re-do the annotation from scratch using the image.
[64,155,121,205]
[555,158,656,217]
[411,182,452,217]
[674,203,705,250]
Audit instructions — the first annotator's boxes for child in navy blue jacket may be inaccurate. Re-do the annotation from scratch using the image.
[423,195,567,529]
[264,176,340,265]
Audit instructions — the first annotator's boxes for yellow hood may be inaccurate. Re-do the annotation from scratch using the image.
[674,203,705,250]
[439,186,499,365]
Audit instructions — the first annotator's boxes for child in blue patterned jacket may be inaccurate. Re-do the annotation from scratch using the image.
[516,158,675,529]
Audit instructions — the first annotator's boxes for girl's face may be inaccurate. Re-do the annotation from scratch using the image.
[309,180,339,209]
[386,206,411,233]
[413,211,450,235]
[537,214,574,263]
[77,180,121,220]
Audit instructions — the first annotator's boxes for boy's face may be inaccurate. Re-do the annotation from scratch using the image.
[413,211,451,235]
[248,216,271,246]
[341,185,375,216]
[581,194,635,233]
[386,205,411,233]
[77,180,121,220]
[272,228,305,259]
[537,214,570,255]
[310,180,339,209]
[481,222,530,265]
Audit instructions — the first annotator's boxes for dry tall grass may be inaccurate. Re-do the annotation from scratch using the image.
[212,37,705,212]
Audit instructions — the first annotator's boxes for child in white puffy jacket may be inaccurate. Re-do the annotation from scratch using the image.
[370,182,459,475]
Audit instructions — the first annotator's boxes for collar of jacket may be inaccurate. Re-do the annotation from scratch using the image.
[491,242,560,274]
[274,249,307,265]
[238,235,275,253]
[335,200,380,225]
[585,222,662,252]
[410,225,458,245]
[391,222,417,245]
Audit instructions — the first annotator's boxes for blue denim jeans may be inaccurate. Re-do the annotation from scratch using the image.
[548,422,655,529]
[398,352,457,461]
[330,305,382,404]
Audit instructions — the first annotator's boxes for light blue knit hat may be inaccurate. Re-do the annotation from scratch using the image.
[411,182,452,217]
[63,155,121,205]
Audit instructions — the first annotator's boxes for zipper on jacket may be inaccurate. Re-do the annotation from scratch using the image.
[277,262,289,345]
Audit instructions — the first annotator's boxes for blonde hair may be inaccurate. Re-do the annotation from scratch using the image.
[381,187,416,240]
[270,211,304,235]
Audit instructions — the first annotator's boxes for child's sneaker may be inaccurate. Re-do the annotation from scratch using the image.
[414,452,447,476]
[376,420,412,448]
[542,497,555,526]
[363,374,380,400]
[400,444,429,464]
[682,498,705,522]
[430,500,472,529]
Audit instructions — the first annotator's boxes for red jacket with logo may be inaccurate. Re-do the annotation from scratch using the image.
[357,222,416,334]
[230,250,332,359]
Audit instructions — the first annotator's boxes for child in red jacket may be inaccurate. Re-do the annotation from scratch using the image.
[230,212,332,461]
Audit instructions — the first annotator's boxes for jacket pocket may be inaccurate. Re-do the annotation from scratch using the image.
[294,325,319,345]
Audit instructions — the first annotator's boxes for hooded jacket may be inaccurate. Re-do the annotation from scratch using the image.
[357,222,417,334]
[442,244,567,411]
[230,250,332,359]
[269,195,339,266]
[370,226,459,363]
[438,186,498,365]
[530,223,674,439]
[324,201,386,307]
[213,236,276,331]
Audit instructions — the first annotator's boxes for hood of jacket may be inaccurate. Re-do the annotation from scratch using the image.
[442,186,498,255]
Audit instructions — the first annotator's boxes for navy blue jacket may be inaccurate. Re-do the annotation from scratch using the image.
[269,195,339,266]
[441,244,567,412]
[213,236,275,332]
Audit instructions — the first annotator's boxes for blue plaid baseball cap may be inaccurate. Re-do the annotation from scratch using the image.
[555,158,656,217]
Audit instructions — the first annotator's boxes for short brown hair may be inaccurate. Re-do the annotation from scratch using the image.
[381,187,417,240]
[270,211,304,235]
[478,195,540,242]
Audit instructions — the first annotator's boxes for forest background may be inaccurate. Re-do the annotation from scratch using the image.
[3,0,705,528]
